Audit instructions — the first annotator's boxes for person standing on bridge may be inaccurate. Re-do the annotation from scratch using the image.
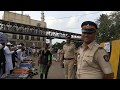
[60,34,77,79]
[38,43,52,79]
[76,21,114,79]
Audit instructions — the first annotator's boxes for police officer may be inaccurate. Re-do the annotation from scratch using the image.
[76,21,114,79]
[60,34,76,79]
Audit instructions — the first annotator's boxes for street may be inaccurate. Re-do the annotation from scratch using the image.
[27,56,65,79]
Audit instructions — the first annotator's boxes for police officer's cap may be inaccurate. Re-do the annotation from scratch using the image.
[66,34,71,38]
[81,21,98,33]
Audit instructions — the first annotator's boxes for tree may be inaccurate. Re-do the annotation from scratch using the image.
[72,41,83,49]
[52,40,83,51]
[109,11,120,40]
[52,41,65,52]
[96,14,112,43]
[96,11,120,43]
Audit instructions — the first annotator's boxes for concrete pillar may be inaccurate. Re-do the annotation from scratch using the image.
[49,38,52,49]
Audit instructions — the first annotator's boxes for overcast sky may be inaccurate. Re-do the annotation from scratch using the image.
[0,11,112,44]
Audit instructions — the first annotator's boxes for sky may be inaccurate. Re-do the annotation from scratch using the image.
[0,11,112,44]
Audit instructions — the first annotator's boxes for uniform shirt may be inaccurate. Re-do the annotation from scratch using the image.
[63,42,76,59]
[77,41,113,76]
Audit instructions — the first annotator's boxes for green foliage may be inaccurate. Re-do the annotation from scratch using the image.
[96,11,120,43]
[52,40,83,51]
[72,41,83,49]
[52,41,65,52]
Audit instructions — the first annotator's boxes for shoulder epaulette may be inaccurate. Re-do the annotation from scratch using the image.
[94,43,104,49]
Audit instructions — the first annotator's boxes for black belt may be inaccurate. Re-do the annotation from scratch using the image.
[64,58,74,60]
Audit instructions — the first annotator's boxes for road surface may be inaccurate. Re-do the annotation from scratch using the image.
[27,56,65,79]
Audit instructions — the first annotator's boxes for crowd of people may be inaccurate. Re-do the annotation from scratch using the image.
[0,33,41,77]
[0,31,53,79]
[0,41,27,76]
[0,23,66,38]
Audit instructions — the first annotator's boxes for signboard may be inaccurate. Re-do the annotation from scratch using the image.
[104,42,110,52]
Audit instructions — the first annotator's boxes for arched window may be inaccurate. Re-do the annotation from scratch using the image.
[25,35,29,40]
[31,36,34,40]
[37,36,40,41]
[12,34,17,39]
[19,35,23,39]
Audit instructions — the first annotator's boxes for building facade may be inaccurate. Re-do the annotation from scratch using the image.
[2,11,46,48]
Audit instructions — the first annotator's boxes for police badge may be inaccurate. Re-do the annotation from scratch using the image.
[103,55,109,62]
[86,24,90,29]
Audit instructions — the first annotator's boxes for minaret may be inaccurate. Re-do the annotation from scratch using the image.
[21,11,23,24]
[41,11,45,22]
[41,11,46,49]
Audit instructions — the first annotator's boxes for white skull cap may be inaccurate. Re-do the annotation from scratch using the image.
[6,42,13,46]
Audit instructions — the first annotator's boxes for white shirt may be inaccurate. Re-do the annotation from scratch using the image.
[4,46,14,72]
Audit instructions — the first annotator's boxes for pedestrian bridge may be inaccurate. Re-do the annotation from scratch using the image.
[0,19,82,41]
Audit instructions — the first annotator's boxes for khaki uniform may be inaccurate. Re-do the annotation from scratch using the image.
[76,41,113,79]
[62,42,76,79]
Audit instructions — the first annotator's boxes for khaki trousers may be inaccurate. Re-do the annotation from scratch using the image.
[64,60,75,79]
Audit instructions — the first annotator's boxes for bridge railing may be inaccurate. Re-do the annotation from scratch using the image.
[0,19,82,41]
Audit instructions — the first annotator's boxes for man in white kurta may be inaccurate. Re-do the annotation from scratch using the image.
[4,43,14,74]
